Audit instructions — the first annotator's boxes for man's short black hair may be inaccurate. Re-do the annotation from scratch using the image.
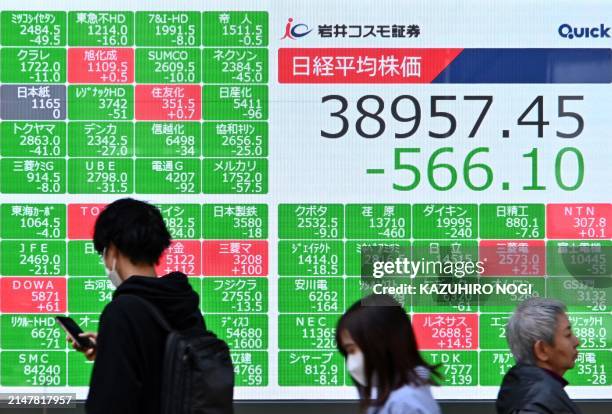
[93,198,171,265]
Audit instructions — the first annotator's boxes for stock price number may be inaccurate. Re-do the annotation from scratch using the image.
[321,94,586,191]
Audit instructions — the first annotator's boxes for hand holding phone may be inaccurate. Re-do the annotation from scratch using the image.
[56,316,96,350]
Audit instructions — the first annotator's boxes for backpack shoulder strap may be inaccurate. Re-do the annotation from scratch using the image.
[120,294,173,332]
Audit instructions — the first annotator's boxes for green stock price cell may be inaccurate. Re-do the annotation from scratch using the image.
[479,313,511,350]
[68,277,114,313]
[547,240,611,277]
[202,158,267,194]
[68,122,134,157]
[1,241,66,276]
[136,48,200,84]
[158,204,201,240]
[67,314,101,386]
[135,122,200,157]
[0,351,66,386]
[344,277,367,308]
[413,204,478,239]
[547,277,610,312]
[1,315,65,350]
[0,158,65,194]
[278,204,343,239]
[67,85,134,120]
[201,278,267,313]
[1,11,66,46]
[278,278,344,313]
[203,48,268,84]
[136,159,201,194]
[1,204,65,239]
[565,351,611,385]
[1,122,66,157]
[412,240,478,277]
[278,351,344,386]
[1,48,66,83]
[202,204,267,240]
[278,241,343,276]
[570,314,612,350]
[136,12,200,47]
[232,351,268,387]
[345,240,410,276]
[68,12,134,46]
[68,159,133,194]
[205,314,267,350]
[68,352,95,386]
[68,241,105,276]
[73,313,101,334]
[345,204,410,239]
[479,351,515,386]
[202,12,268,47]
[202,122,268,158]
[421,351,478,386]
[479,204,545,239]
[278,314,340,350]
[202,85,267,121]
[479,277,545,312]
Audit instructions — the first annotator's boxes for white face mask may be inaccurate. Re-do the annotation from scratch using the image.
[103,248,122,288]
[347,351,367,386]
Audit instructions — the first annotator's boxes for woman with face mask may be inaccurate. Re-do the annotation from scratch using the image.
[336,294,441,414]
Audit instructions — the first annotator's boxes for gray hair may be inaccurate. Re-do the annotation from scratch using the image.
[506,298,567,364]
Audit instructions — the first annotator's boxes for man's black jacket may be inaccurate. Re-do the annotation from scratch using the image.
[85,272,205,414]
[496,363,582,414]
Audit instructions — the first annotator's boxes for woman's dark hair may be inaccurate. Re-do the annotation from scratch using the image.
[336,294,441,411]
[93,198,171,265]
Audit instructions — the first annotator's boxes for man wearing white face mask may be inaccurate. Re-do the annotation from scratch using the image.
[68,198,206,414]
[337,294,441,414]
[102,247,123,288]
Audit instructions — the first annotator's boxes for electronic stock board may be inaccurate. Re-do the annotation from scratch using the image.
[0,0,609,402]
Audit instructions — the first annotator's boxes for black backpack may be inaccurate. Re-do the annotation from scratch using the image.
[125,295,234,414]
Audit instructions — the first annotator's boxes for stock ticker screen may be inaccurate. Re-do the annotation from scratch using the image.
[0,0,609,401]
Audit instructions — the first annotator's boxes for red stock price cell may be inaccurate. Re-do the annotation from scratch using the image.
[135,85,201,121]
[547,203,610,239]
[156,240,202,276]
[479,240,545,276]
[68,204,107,240]
[412,313,478,350]
[68,48,134,83]
[1,277,66,313]
[202,241,268,276]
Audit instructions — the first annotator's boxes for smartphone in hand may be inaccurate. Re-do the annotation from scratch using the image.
[55,316,95,349]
